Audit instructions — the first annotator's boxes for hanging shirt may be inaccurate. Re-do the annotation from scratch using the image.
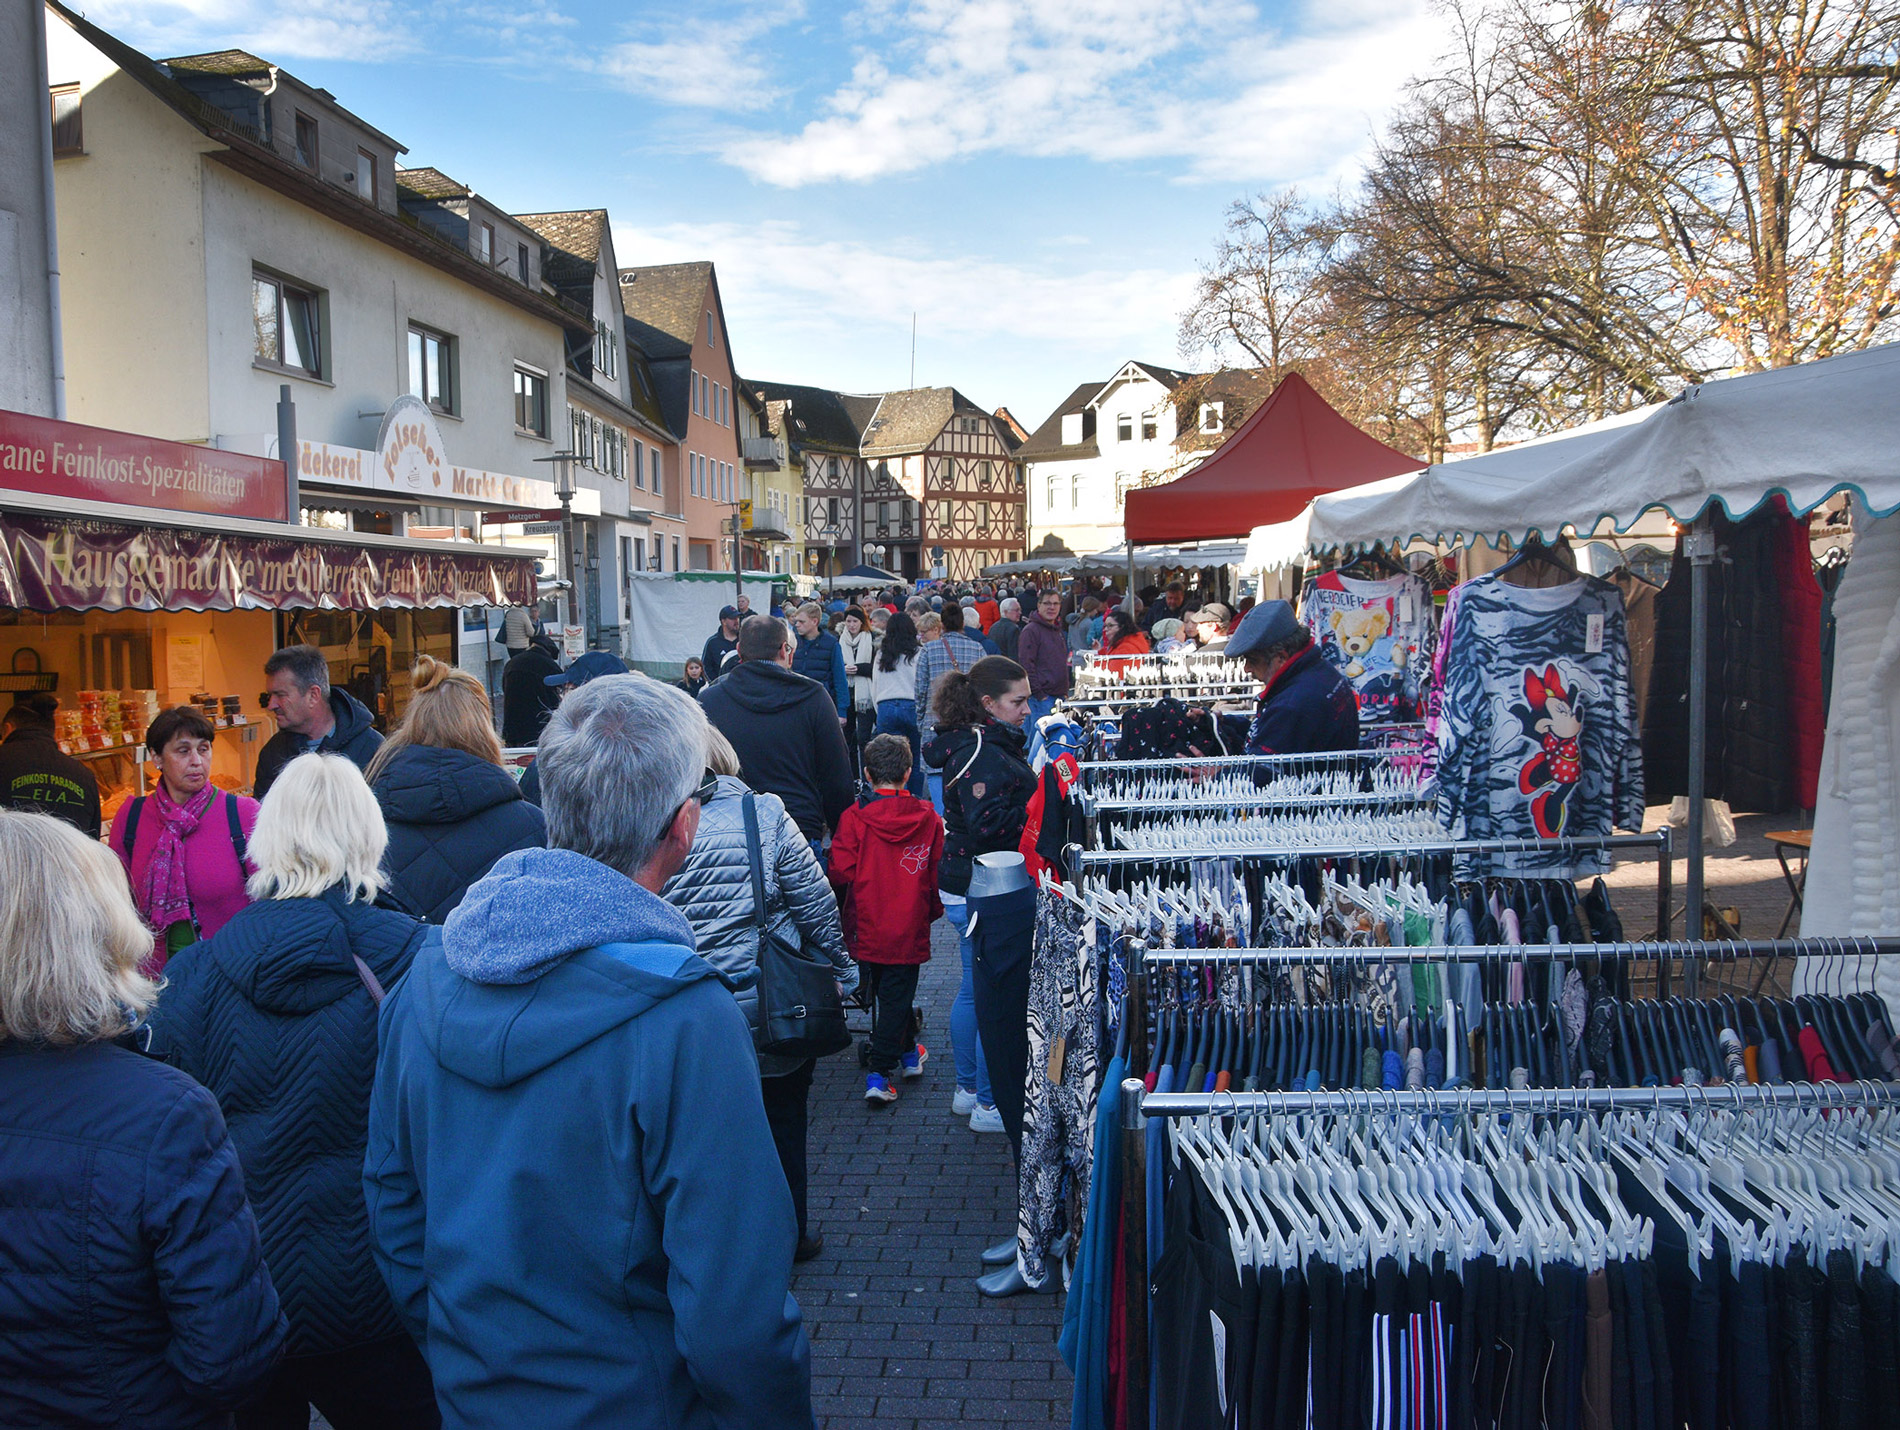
[1434,573,1644,876]
[1302,571,1433,723]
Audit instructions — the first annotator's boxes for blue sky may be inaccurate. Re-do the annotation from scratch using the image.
[84,0,1447,426]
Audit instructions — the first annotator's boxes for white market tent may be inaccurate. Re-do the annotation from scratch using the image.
[1243,342,1900,945]
[1246,343,1900,566]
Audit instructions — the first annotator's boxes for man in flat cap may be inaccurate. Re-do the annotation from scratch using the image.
[1225,600,1360,756]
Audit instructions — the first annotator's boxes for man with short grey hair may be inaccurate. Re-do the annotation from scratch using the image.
[366,675,814,1429]
[255,644,382,800]
[989,596,1022,662]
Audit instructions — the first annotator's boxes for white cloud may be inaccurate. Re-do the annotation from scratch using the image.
[719,0,1444,188]
[596,8,798,111]
[83,0,415,60]
[612,218,1198,417]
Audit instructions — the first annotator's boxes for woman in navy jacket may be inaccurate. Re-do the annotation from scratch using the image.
[367,656,546,923]
[147,755,435,1429]
[0,809,285,1427]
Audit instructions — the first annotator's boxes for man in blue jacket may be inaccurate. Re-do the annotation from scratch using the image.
[1226,599,1360,756]
[789,602,849,716]
[364,676,814,1430]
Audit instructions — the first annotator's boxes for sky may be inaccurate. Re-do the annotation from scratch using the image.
[80,0,1451,426]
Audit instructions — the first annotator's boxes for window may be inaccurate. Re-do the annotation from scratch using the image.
[1045,475,1057,510]
[356,148,377,204]
[1070,475,1081,510]
[477,222,494,264]
[408,326,455,413]
[294,113,318,170]
[718,385,727,427]
[253,271,323,378]
[827,497,840,526]
[977,501,990,531]
[1200,402,1224,434]
[1141,415,1157,441]
[633,438,645,489]
[650,447,661,500]
[594,320,618,380]
[707,311,716,348]
[634,536,647,572]
[49,86,81,156]
[878,502,889,528]
[514,365,549,437]
[672,536,680,571]
[1117,413,1132,442]
[517,243,530,283]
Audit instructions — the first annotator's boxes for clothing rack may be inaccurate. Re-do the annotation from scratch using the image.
[1113,1068,1900,1430]
[1082,789,1433,814]
[1068,829,1671,867]
[1133,934,1900,967]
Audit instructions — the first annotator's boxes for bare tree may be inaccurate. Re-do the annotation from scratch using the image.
[1177,190,1336,380]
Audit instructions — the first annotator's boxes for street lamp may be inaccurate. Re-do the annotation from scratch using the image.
[535,449,578,638]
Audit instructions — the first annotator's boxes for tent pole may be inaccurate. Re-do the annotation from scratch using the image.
[1683,511,1715,988]
[1126,543,1136,614]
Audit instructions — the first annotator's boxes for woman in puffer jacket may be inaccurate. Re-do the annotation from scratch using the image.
[661,726,858,1265]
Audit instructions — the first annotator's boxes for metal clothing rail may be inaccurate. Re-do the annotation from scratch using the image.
[1069,829,1672,867]
[1137,1077,1900,1118]
[1134,934,1900,967]
[1077,746,1427,776]
[1084,789,1433,813]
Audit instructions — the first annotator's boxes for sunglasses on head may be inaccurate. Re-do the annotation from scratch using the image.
[660,768,720,844]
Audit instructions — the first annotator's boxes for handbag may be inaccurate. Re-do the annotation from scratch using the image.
[740,793,850,1060]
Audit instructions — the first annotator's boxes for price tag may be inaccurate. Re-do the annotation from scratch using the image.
[1399,592,1416,625]
[1585,613,1604,653]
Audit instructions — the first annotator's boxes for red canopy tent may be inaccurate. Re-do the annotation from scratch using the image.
[1123,372,1422,543]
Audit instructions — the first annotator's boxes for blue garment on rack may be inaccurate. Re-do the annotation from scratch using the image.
[1059,1052,1125,1430]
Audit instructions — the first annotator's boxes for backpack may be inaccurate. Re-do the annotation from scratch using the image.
[120,791,248,866]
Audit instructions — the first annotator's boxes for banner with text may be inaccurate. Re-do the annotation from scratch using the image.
[0,408,288,521]
[0,514,535,613]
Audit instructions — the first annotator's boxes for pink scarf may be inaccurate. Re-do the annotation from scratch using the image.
[141,781,217,939]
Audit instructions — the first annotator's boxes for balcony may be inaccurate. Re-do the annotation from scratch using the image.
[742,436,782,469]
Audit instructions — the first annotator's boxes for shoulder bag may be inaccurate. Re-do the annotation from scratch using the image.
[741,792,850,1060]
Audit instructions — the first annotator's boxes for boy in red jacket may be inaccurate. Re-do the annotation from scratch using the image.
[829,734,943,1105]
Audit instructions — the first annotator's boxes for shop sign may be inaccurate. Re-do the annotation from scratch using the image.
[376,396,446,495]
[0,407,288,522]
[0,514,536,613]
[299,410,598,515]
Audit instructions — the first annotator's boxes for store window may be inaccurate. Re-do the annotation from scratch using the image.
[514,365,549,437]
[49,86,82,156]
[408,326,456,414]
[285,608,457,733]
[253,271,324,379]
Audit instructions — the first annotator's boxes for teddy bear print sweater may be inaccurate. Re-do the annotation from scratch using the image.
[1301,570,1434,723]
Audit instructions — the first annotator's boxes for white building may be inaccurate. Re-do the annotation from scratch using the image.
[42,3,612,685]
[1018,360,1272,556]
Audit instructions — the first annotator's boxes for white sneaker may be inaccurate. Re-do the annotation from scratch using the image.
[951,1087,979,1117]
[969,1103,1004,1133]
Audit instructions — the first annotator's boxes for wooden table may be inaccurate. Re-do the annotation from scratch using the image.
[1764,828,1813,938]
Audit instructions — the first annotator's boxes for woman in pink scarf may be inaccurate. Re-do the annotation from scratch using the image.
[110,705,260,974]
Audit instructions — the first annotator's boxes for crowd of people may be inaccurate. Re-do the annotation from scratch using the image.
[0,569,1361,1429]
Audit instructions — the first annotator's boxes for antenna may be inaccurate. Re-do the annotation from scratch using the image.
[909,312,917,389]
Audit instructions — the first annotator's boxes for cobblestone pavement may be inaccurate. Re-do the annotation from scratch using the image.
[796,916,1074,1429]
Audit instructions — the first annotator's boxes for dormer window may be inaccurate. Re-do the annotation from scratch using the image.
[1200,402,1224,434]
[1117,414,1132,442]
[294,113,318,170]
[477,222,494,265]
[355,148,377,203]
[1141,414,1157,440]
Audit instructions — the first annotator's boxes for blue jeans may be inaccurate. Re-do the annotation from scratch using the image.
[874,699,928,799]
[941,900,992,1105]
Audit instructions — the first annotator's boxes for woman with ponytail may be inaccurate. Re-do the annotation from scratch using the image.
[921,656,1037,1133]
[365,657,546,921]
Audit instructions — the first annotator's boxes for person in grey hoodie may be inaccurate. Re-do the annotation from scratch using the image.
[364,676,813,1430]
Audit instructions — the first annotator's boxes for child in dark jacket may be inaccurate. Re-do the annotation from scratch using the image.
[828,734,943,1105]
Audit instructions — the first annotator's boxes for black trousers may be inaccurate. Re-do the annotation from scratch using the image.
[861,963,921,1074]
[760,1058,816,1240]
[235,1331,438,1430]
[969,884,1036,1160]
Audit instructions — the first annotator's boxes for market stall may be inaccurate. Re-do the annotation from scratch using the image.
[0,408,534,816]
[1239,343,1900,943]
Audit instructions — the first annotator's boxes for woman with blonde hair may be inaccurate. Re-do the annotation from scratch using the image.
[146,755,437,1429]
[0,809,286,1425]
[366,655,545,922]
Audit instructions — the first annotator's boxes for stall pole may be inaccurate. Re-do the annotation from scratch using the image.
[1126,544,1136,615]
[1120,1076,1149,1430]
[1684,512,1716,988]
[276,385,298,523]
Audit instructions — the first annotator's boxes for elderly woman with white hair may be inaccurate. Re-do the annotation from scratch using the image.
[0,809,286,1426]
[146,755,436,1430]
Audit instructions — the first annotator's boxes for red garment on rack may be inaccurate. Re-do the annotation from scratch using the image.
[1797,1025,1840,1082]
[1771,502,1825,808]
[1018,752,1081,886]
